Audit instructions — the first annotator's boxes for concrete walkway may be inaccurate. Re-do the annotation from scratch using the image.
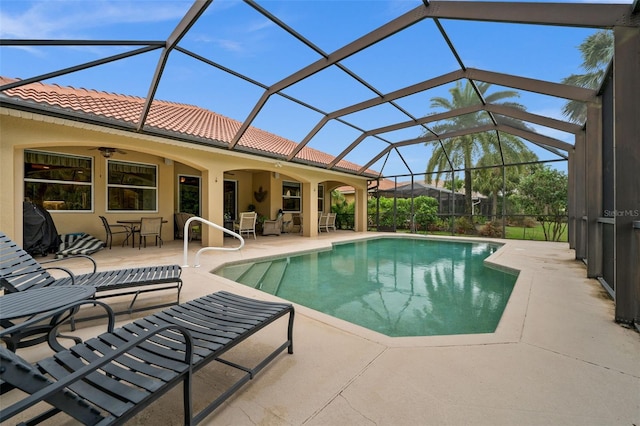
[10,232,640,425]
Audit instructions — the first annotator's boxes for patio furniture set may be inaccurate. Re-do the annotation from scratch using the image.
[234,211,336,238]
[0,231,296,424]
[100,216,167,249]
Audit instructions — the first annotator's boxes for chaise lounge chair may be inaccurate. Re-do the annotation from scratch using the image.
[0,232,182,317]
[0,291,294,425]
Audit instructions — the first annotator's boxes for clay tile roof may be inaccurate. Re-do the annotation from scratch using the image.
[0,77,375,175]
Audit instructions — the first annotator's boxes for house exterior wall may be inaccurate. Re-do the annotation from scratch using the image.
[0,108,369,246]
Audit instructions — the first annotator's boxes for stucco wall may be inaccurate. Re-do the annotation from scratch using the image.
[0,108,370,246]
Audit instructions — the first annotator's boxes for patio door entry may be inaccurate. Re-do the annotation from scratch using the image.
[224,180,237,223]
[178,175,201,215]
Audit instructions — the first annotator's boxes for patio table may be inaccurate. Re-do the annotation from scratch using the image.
[117,219,168,247]
[0,286,96,351]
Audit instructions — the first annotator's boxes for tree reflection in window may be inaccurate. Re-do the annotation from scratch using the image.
[24,150,92,211]
[107,160,157,211]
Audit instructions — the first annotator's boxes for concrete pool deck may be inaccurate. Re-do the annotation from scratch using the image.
[10,232,640,425]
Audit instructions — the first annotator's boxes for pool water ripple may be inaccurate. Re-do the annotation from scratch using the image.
[214,238,518,337]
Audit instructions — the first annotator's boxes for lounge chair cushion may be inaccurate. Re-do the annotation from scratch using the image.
[56,233,104,258]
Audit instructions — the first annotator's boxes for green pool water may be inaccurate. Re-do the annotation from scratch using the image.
[214,237,518,337]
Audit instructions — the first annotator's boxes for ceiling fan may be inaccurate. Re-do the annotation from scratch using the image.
[90,147,127,158]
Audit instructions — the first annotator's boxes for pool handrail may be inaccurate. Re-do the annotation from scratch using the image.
[182,216,244,268]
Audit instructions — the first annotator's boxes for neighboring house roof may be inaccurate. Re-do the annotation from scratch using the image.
[0,76,376,177]
[373,178,398,192]
[335,178,396,194]
[337,178,487,199]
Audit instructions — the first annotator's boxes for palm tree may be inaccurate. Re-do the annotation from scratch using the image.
[473,136,538,221]
[425,81,529,219]
[561,30,613,124]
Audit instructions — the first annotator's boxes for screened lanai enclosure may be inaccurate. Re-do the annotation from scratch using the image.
[1,1,638,327]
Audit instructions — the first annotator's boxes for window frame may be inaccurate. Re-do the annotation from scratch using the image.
[106,159,158,213]
[282,181,302,213]
[24,149,94,212]
[318,184,324,213]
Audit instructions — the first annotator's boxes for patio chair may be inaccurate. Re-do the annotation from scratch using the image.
[281,213,293,233]
[0,291,294,425]
[318,213,330,232]
[0,231,182,316]
[262,210,283,236]
[139,217,163,249]
[99,215,132,249]
[175,212,201,241]
[292,213,303,234]
[233,211,257,239]
[327,212,337,232]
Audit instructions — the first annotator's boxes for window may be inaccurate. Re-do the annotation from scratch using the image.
[24,150,93,211]
[282,181,301,212]
[107,160,157,211]
[318,184,324,212]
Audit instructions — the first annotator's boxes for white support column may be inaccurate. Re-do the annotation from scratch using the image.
[301,181,318,237]
[201,169,224,247]
[354,186,368,232]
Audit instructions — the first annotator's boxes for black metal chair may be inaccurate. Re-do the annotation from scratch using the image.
[0,300,195,425]
[0,291,294,425]
[0,232,182,316]
[99,215,132,249]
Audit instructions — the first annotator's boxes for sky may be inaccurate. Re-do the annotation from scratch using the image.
[0,0,630,179]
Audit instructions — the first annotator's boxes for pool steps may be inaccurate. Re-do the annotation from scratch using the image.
[239,262,271,287]
[218,263,252,281]
[232,259,289,296]
[260,260,287,295]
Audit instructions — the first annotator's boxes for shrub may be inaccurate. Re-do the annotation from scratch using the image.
[368,195,438,230]
[479,221,503,237]
[454,216,476,234]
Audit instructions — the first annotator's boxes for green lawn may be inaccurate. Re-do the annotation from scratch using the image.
[504,224,568,242]
[412,223,568,242]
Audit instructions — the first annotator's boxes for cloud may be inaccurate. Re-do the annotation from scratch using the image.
[191,12,275,55]
[529,107,570,122]
[0,1,187,38]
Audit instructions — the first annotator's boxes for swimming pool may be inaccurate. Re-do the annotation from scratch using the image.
[213,237,518,337]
